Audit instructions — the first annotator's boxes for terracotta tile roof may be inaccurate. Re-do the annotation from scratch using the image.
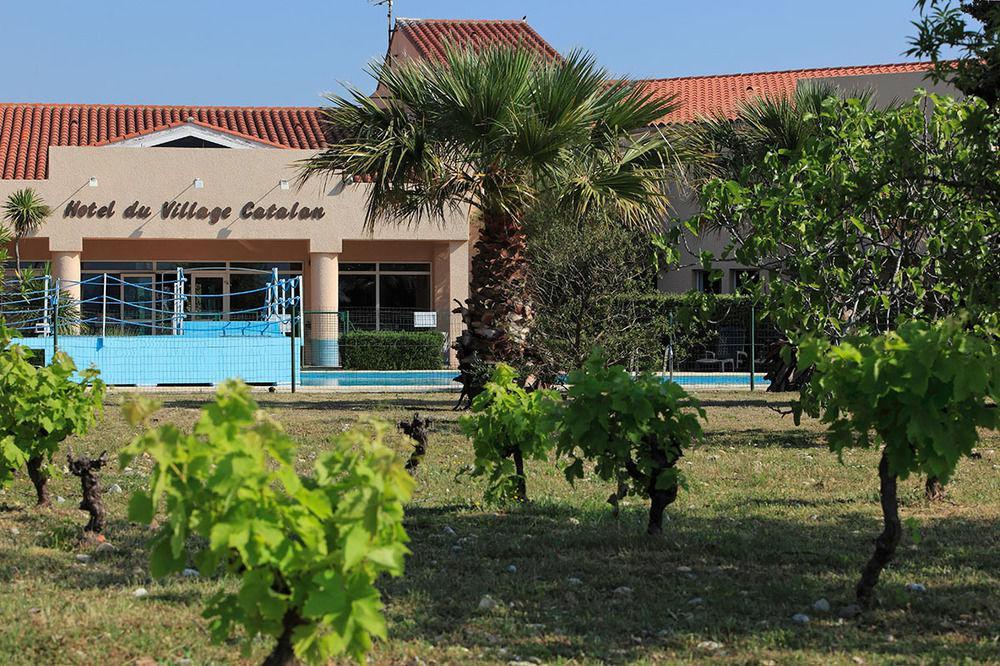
[0,104,328,179]
[394,17,560,61]
[638,62,935,124]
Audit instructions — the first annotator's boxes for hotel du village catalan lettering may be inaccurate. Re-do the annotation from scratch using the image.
[62,200,326,224]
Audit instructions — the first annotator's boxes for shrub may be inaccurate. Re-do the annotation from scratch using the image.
[553,350,706,534]
[121,381,414,665]
[795,319,999,607]
[460,364,558,504]
[0,325,105,505]
[340,330,443,370]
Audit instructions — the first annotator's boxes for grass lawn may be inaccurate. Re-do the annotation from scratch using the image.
[0,390,997,665]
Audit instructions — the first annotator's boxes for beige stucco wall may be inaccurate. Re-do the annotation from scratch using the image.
[0,146,469,253]
[0,145,471,332]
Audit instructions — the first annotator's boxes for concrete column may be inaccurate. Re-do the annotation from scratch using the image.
[51,251,82,302]
[309,252,340,366]
[433,241,469,368]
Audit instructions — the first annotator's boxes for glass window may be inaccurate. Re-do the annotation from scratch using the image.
[730,269,760,293]
[378,263,430,273]
[122,276,154,322]
[694,270,722,294]
[339,275,376,308]
[81,261,153,272]
[379,274,431,310]
[79,280,106,323]
[230,262,302,272]
[230,272,271,315]
[155,262,219,272]
[340,263,377,273]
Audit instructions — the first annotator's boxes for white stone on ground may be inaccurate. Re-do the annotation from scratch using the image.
[107,484,123,494]
[132,588,149,598]
[182,568,200,578]
[613,586,633,596]
[905,582,927,593]
[478,595,498,611]
[791,613,811,624]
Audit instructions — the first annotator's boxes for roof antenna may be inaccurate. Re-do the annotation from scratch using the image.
[370,0,394,52]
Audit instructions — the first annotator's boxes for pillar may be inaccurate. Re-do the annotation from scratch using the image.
[309,252,340,366]
[51,250,82,335]
[51,251,82,302]
[432,241,469,368]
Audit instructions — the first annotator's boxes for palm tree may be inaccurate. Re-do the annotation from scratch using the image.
[3,188,51,272]
[689,82,870,186]
[299,46,696,396]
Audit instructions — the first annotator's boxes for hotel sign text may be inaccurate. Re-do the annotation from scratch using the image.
[63,200,326,224]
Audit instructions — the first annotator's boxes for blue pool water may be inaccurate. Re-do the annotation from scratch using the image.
[300,370,769,389]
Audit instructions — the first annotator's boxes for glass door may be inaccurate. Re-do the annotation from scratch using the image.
[188,273,228,320]
[122,274,155,333]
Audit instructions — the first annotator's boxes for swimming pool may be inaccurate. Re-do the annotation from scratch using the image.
[299,370,769,390]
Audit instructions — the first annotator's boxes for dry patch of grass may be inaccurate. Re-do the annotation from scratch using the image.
[0,390,997,665]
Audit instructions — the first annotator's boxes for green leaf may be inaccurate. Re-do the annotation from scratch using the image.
[127,490,154,524]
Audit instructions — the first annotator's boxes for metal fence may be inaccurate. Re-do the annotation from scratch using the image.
[1,270,303,389]
[3,272,776,391]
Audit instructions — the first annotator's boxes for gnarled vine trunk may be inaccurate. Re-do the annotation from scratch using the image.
[26,455,50,506]
[263,607,302,666]
[67,449,108,533]
[925,476,945,501]
[624,435,682,535]
[643,435,680,535]
[856,450,901,607]
[453,211,532,406]
[398,414,431,472]
[765,339,813,392]
[511,448,528,503]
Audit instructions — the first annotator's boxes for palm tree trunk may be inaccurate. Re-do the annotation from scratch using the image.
[454,210,532,402]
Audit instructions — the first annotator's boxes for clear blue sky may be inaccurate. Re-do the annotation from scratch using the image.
[1,0,940,106]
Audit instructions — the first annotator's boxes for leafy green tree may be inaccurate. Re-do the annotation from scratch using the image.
[121,382,413,666]
[299,46,695,398]
[692,93,999,348]
[0,326,105,505]
[2,188,50,272]
[795,319,999,607]
[910,0,1000,106]
[553,350,706,534]
[460,364,558,504]
[524,206,659,381]
[666,83,875,389]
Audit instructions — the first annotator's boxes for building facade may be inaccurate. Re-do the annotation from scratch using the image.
[0,17,959,352]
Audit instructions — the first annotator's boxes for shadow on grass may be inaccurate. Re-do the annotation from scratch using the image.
[3,501,996,664]
[706,428,827,449]
[380,503,1000,663]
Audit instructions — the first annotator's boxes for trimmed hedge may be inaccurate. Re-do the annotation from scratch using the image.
[340,330,445,370]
